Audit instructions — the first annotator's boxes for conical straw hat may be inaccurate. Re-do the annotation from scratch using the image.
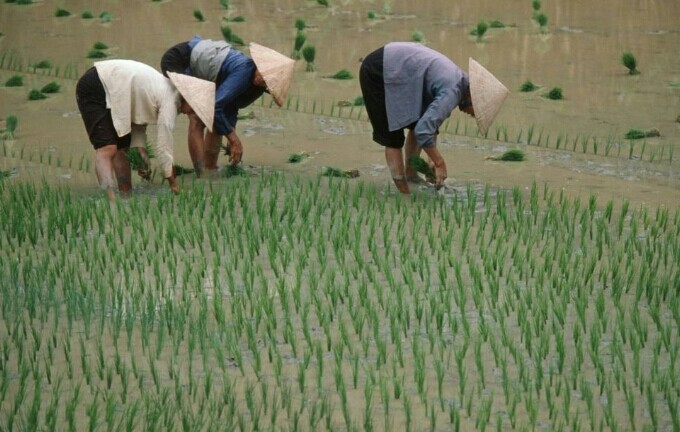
[469,58,509,135]
[249,42,295,107]
[167,72,215,132]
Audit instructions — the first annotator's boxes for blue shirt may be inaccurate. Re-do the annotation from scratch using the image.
[188,37,264,135]
[383,42,469,148]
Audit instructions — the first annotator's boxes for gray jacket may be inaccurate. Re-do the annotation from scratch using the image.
[383,42,469,147]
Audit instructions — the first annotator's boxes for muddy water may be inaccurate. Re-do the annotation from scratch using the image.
[1,0,679,208]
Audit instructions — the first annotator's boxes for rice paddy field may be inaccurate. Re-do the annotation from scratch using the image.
[0,173,679,431]
[1,0,680,431]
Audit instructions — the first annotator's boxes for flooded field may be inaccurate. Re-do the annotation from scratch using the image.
[1,0,679,431]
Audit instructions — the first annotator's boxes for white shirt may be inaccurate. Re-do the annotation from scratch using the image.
[94,60,179,178]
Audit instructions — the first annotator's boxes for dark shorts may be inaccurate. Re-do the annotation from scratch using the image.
[75,67,131,150]
[360,47,411,149]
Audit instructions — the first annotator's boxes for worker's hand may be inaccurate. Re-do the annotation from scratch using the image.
[433,160,447,189]
[226,132,243,166]
[167,175,180,195]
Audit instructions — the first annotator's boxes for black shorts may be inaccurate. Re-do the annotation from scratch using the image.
[75,67,131,150]
[360,47,411,149]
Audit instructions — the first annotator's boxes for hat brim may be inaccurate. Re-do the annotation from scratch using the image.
[250,42,295,107]
[469,58,509,135]
[168,72,215,132]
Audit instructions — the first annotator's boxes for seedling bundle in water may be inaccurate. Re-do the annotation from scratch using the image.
[621,52,640,75]
[487,149,526,161]
[625,128,659,140]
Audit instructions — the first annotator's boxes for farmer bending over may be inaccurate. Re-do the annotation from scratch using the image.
[161,37,294,176]
[76,60,214,201]
[359,42,509,194]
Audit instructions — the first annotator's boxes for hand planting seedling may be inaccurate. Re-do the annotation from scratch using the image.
[126,144,153,180]
[485,149,526,161]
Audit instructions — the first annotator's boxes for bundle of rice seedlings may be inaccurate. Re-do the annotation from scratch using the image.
[520,80,538,92]
[487,149,526,161]
[408,155,436,182]
[330,69,353,80]
[40,82,61,94]
[5,75,23,87]
[287,152,309,163]
[28,89,47,100]
[624,129,659,140]
[621,52,640,75]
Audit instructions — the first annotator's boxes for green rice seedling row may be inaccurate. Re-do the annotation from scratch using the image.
[0,172,679,431]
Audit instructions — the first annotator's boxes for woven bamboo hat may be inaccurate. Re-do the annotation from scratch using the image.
[249,42,295,107]
[167,72,215,132]
[469,58,509,135]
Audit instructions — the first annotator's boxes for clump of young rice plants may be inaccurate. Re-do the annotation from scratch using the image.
[291,31,306,60]
[4,75,23,87]
[471,20,488,41]
[0,114,17,139]
[411,31,425,43]
[489,19,505,28]
[54,8,71,17]
[287,151,309,163]
[621,52,640,75]
[544,87,563,100]
[99,11,113,22]
[220,0,230,9]
[221,25,245,46]
[27,89,47,100]
[407,155,435,182]
[302,45,316,72]
[330,69,353,80]
[81,10,94,19]
[31,60,52,70]
[520,80,538,92]
[625,128,659,139]
[40,81,60,93]
[193,9,205,22]
[486,149,526,161]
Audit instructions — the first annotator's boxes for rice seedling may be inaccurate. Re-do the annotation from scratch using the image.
[330,69,353,80]
[489,19,505,28]
[535,12,548,30]
[193,9,205,22]
[1,114,17,139]
[99,12,113,22]
[544,87,563,100]
[28,89,47,100]
[624,128,659,140]
[87,49,107,59]
[32,60,52,69]
[302,46,316,72]
[292,31,306,60]
[487,149,526,161]
[520,80,538,92]
[220,25,245,46]
[288,151,309,163]
[5,75,23,86]
[532,0,541,12]
[54,8,71,17]
[367,10,377,19]
[220,0,230,9]
[411,31,425,42]
[621,52,640,75]
[317,0,329,6]
[40,81,60,93]
[408,155,436,182]
[471,20,489,41]
[81,10,94,19]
